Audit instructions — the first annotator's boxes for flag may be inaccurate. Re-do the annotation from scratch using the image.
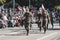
[42,4,45,10]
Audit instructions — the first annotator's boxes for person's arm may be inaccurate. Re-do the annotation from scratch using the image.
[29,12,32,17]
[47,13,50,22]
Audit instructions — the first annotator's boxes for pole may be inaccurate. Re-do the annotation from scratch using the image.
[29,0,30,8]
[13,0,15,10]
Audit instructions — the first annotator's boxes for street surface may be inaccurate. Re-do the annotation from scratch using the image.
[0,23,60,40]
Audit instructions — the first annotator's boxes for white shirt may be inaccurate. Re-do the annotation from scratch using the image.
[3,16,8,20]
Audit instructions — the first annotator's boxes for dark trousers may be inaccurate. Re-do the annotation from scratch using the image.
[42,20,47,33]
[37,21,42,31]
[59,20,60,26]
[51,20,54,28]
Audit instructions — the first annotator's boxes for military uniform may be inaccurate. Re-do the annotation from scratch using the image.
[23,12,31,35]
[37,11,42,31]
[50,13,54,29]
[42,10,49,33]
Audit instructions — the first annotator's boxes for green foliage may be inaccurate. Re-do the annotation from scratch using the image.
[1,0,60,8]
[0,0,6,4]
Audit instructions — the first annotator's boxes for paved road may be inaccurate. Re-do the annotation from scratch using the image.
[0,23,60,40]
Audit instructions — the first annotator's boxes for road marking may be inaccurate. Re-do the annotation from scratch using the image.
[0,32,19,37]
[36,32,58,40]
[0,32,19,35]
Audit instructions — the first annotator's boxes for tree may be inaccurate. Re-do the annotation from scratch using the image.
[1,0,60,9]
[0,0,6,4]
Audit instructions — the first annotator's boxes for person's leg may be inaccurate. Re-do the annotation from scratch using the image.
[43,20,47,34]
[43,26,47,34]
[12,23,14,27]
[39,25,42,31]
[59,20,60,26]
[39,22,42,31]
[51,21,54,29]
[46,20,49,29]
[3,24,6,28]
[0,23,3,28]
[25,25,29,36]
[51,20,54,29]
[30,23,32,30]
[38,23,41,31]
[47,23,48,29]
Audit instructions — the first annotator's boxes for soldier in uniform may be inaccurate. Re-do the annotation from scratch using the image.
[50,12,54,29]
[37,10,42,31]
[23,9,31,35]
[42,10,50,33]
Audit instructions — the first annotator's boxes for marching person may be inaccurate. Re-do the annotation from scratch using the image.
[37,10,42,31]
[42,10,50,33]
[2,14,8,27]
[50,12,54,29]
[23,9,31,35]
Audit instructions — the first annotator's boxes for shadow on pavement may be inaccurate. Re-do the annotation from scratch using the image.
[48,28,60,30]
